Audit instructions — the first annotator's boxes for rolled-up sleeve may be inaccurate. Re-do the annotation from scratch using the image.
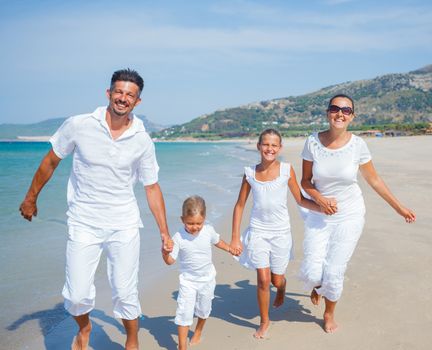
[50,117,76,159]
[138,135,159,186]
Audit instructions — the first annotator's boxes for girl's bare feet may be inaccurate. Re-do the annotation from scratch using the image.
[253,320,270,339]
[310,287,321,305]
[323,312,338,333]
[190,331,202,346]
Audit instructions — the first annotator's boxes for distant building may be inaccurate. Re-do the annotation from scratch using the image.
[384,130,407,137]
[359,130,383,137]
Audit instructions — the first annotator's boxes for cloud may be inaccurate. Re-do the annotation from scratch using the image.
[2,5,431,66]
[0,1,431,125]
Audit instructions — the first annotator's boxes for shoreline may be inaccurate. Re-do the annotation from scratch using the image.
[1,133,431,143]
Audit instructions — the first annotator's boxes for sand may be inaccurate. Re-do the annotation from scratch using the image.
[34,136,432,349]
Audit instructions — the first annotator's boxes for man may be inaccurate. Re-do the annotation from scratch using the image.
[19,69,171,350]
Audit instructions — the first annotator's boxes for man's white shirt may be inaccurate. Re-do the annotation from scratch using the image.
[50,106,159,229]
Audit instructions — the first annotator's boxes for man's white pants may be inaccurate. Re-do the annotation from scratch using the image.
[62,225,141,320]
[299,214,364,302]
[175,275,216,326]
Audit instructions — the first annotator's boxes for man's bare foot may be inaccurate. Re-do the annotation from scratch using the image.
[125,339,139,350]
[310,287,321,305]
[71,332,90,350]
[190,331,202,346]
[125,346,139,350]
[273,279,286,308]
[323,312,338,333]
[253,320,270,339]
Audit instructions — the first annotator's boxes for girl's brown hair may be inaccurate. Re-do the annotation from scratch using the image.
[258,128,282,144]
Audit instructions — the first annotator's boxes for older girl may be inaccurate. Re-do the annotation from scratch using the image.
[230,129,320,338]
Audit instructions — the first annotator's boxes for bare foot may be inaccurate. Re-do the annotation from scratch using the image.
[125,340,139,350]
[71,332,90,350]
[125,346,139,350]
[273,279,286,308]
[310,287,321,306]
[323,312,338,333]
[190,331,202,346]
[253,321,270,339]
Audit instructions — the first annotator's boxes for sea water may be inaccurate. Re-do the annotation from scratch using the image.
[0,141,258,349]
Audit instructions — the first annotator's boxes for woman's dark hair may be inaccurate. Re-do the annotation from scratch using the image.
[258,128,282,145]
[110,68,144,96]
[328,94,354,112]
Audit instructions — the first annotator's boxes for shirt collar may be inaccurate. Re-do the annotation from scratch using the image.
[91,106,146,136]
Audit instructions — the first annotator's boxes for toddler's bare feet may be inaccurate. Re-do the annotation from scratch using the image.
[323,312,338,333]
[253,320,270,339]
[190,331,202,346]
[273,279,286,308]
[310,287,321,305]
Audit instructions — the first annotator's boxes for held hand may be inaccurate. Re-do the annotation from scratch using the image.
[229,239,243,256]
[161,234,173,252]
[317,196,338,215]
[398,206,416,223]
[19,198,38,221]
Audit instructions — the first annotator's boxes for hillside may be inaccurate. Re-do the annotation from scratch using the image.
[0,114,165,140]
[157,64,432,139]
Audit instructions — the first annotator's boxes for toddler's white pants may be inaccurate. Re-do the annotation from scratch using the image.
[175,275,216,326]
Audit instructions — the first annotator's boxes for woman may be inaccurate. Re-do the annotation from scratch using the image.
[299,94,415,333]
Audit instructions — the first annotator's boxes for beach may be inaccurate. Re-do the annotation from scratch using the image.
[7,136,432,349]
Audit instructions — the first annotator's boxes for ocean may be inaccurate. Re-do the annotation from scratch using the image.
[0,141,259,349]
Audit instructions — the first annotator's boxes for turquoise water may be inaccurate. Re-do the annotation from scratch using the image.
[0,141,258,348]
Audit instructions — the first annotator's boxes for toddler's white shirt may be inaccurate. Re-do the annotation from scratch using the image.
[170,224,220,282]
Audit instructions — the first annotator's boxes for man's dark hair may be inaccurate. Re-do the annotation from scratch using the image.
[110,69,144,95]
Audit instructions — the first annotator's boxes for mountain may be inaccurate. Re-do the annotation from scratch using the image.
[157,64,432,139]
[0,114,166,140]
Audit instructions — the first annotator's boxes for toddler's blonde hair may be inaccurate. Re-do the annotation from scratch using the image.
[182,195,206,217]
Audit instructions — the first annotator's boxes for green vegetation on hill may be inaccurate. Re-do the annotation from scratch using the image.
[155,64,432,139]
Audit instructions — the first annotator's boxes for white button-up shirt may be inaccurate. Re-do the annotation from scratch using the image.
[50,106,159,229]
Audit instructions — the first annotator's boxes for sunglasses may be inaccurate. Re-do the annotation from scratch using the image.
[327,105,354,115]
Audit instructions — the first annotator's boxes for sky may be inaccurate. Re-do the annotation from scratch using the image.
[1,0,431,126]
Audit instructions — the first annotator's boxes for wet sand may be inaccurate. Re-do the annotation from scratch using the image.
[34,136,432,349]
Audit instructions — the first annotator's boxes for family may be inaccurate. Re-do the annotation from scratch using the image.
[19,69,416,350]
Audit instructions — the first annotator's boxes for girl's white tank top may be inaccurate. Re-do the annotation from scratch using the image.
[245,162,291,232]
